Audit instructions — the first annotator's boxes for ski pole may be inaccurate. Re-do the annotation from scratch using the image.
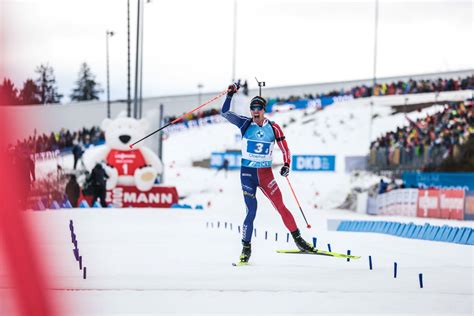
[130,88,230,148]
[286,177,311,229]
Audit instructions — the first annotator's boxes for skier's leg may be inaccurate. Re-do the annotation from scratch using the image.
[241,178,257,242]
[239,167,259,262]
[99,187,107,207]
[258,169,313,251]
[92,187,100,206]
[241,168,259,241]
[80,157,86,170]
[257,168,297,232]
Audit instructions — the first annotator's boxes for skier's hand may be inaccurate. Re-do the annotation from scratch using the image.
[227,82,240,97]
[280,163,290,177]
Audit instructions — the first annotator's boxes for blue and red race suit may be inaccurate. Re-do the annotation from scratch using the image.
[221,95,297,242]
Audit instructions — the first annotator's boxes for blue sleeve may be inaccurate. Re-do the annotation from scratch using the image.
[221,95,251,134]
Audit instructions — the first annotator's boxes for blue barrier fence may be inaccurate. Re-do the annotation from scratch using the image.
[337,220,473,245]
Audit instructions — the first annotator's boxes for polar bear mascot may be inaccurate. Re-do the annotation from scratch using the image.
[85,114,163,192]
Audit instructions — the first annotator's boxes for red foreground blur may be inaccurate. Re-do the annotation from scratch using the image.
[0,106,58,316]
[0,13,59,315]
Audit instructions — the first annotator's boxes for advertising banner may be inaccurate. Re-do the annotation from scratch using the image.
[376,189,417,216]
[402,172,474,191]
[401,189,410,216]
[407,189,419,217]
[105,185,178,208]
[165,115,226,135]
[439,189,465,220]
[33,149,61,161]
[386,190,395,215]
[267,95,354,113]
[375,188,467,220]
[464,191,474,220]
[417,189,440,218]
[210,152,241,169]
[292,155,336,172]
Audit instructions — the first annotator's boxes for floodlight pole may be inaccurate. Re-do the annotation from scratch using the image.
[106,30,114,119]
[127,0,132,117]
[369,0,379,145]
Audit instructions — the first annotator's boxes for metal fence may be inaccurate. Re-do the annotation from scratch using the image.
[368,144,459,171]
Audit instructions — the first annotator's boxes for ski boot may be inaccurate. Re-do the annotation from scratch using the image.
[239,240,252,263]
[291,229,314,252]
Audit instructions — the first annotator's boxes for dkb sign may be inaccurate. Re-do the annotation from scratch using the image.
[292,155,336,171]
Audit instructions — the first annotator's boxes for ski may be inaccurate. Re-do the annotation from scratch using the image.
[277,249,361,259]
[232,261,250,267]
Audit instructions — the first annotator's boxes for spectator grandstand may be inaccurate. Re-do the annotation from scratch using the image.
[269,75,474,104]
[10,126,105,155]
[369,100,474,171]
[162,74,473,123]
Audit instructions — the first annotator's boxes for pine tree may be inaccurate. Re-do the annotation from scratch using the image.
[70,62,103,101]
[0,78,20,105]
[19,79,41,105]
[35,63,63,104]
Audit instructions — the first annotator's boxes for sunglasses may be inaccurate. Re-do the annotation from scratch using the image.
[250,104,264,111]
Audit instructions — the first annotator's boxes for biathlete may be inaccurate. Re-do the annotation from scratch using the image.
[221,82,313,263]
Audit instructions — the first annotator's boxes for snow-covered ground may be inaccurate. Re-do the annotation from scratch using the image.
[3,92,473,315]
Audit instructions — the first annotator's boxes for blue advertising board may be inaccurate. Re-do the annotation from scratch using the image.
[291,155,336,171]
[210,152,241,170]
[402,172,474,191]
[267,95,354,112]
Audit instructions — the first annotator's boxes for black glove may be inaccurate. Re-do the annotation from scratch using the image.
[227,82,240,97]
[280,163,290,177]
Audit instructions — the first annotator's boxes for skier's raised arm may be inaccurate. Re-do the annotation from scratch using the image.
[221,83,251,133]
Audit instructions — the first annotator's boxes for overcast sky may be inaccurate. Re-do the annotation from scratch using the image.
[2,0,473,102]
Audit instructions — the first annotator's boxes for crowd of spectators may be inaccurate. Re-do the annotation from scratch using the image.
[163,108,220,125]
[12,126,105,155]
[271,75,474,103]
[370,101,474,169]
[163,75,473,124]
[13,76,474,154]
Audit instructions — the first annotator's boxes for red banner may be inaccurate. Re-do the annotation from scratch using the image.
[80,185,179,208]
[465,192,474,220]
[105,185,179,208]
[439,189,465,220]
[417,189,440,218]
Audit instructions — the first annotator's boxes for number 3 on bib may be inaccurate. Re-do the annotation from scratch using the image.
[247,140,270,155]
